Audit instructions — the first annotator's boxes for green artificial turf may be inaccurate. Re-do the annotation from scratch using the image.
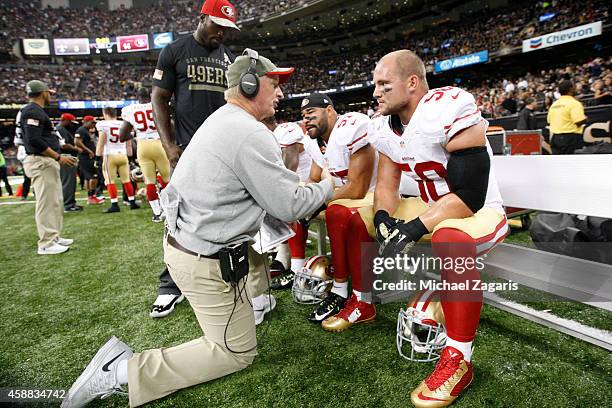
[1,196,611,407]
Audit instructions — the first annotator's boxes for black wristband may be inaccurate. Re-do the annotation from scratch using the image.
[406,217,429,240]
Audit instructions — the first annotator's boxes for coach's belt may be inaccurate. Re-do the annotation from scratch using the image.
[166,234,219,259]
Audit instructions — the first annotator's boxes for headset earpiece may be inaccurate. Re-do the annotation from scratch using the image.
[239,49,260,98]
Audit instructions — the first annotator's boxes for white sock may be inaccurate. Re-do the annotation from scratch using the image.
[275,243,291,270]
[331,281,348,298]
[352,289,372,304]
[291,258,305,272]
[110,198,118,203]
[149,199,161,215]
[117,359,128,385]
[128,195,135,201]
[446,337,473,362]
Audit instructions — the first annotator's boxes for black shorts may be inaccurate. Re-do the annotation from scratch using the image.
[78,155,98,180]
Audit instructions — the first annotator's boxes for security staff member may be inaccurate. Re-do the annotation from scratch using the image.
[62,51,335,408]
[516,97,538,130]
[20,80,76,255]
[75,115,102,204]
[547,80,587,154]
[150,0,239,317]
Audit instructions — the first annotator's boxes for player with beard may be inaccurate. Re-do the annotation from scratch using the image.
[323,50,508,408]
[149,0,239,318]
[292,93,377,325]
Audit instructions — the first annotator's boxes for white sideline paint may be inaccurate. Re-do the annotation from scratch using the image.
[493,155,612,218]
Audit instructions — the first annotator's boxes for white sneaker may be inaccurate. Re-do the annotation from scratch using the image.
[61,336,132,408]
[150,294,185,318]
[55,237,74,246]
[253,294,276,325]
[38,243,69,255]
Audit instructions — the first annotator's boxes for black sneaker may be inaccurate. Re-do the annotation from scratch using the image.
[308,292,347,323]
[104,204,120,213]
[64,205,83,212]
[270,270,294,290]
[130,202,141,210]
[269,259,286,278]
[152,213,163,223]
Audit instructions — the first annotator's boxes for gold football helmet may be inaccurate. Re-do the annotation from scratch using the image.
[397,290,447,362]
[291,255,333,304]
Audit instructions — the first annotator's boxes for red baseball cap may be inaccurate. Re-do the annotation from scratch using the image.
[201,0,239,30]
[83,115,96,122]
[60,113,76,121]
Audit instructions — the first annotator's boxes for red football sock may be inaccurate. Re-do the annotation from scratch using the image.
[107,183,118,201]
[326,204,360,281]
[157,175,168,189]
[288,222,307,259]
[123,182,135,200]
[432,228,483,343]
[347,211,376,293]
[146,183,159,202]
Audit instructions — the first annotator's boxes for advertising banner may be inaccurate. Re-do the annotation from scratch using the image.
[152,32,173,49]
[22,39,50,56]
[434,50,489,73]
[522,21,602,53]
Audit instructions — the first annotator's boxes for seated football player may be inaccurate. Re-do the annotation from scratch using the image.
[265,118,313,288]
[322,50,508,408]
[95,107,140,213]
[297,93,378,324]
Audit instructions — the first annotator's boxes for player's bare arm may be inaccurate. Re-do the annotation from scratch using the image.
[119,120,134,142]
[307,161,322,184]
[95,132,107,157]
[281,143,300,172]
[374,152,402,214]
[152,85,180,167]
[331,144,375,201]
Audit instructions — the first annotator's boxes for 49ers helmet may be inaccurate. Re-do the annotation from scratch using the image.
[130,166,144,182]
[291,255,333,304]
[397,290,447,362]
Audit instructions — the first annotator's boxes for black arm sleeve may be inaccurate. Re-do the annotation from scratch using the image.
[447,146,490,213]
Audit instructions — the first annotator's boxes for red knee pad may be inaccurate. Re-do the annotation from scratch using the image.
[288,222,307,258]
[432,227,482,343]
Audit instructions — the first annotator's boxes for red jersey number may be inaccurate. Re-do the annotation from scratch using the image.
[133,109,155,132]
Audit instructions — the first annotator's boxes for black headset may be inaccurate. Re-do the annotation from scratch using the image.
[239,48,260,98]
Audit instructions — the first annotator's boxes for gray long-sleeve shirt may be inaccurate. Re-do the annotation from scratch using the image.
[161,102,333,255]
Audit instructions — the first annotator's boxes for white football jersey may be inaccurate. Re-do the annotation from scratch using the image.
[273,122,312,182]
[96,120,127,155]
[304,112,376,190]
[121,102,159,140]
[369,87,503,213]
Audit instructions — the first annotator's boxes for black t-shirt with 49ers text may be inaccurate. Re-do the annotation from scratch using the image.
[153,35,235,147]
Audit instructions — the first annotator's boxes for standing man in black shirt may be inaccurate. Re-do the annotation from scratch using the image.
[56,113,83,212]
[149,0,239,318]
[516,98,538,130]
[75,115,104,205]
[21,80,77,255]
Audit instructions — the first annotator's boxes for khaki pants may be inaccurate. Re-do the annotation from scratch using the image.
[127,238,270,407]
[23,155,63,248]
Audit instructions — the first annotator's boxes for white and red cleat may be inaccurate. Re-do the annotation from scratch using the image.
[410,346,473,408]
[321,293,376,332]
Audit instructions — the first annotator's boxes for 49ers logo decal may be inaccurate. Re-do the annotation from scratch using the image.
[221,5,234,18]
